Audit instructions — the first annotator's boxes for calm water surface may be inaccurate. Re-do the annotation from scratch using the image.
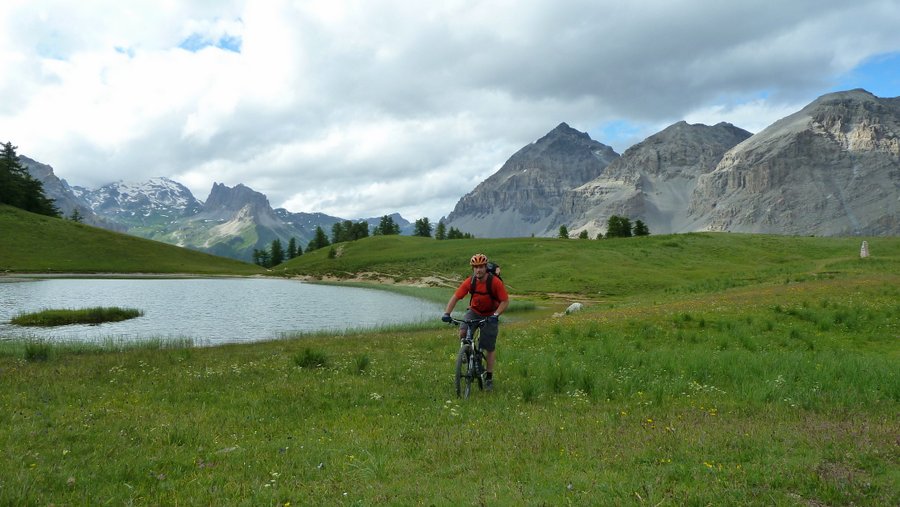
[0,277,441,345]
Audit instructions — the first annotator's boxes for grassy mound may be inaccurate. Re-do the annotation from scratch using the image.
[11,307,143,326]
[0,204,263,274]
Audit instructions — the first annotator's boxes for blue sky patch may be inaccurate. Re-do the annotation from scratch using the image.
[834,52,900,97]
[178,33,242,53]
[114,46,135,58]
[590,120,649,153]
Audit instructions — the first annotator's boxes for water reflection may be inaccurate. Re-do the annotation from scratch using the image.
[0,277,440,345]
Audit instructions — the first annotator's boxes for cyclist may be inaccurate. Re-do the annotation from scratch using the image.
[442,253,509,391]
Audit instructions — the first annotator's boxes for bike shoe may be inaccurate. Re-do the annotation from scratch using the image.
[485,377,494,391]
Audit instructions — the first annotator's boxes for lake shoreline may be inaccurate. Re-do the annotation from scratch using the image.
[0,272,270,282]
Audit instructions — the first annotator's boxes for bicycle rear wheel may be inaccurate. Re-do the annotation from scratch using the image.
[455,348,473,398]
[475,350,484,391]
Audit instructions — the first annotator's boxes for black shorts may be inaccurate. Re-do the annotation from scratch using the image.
[463,309,499,352]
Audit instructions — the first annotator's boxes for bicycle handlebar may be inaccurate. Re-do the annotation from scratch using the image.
[447,316,489,327]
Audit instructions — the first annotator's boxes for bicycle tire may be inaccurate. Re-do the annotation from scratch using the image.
[455,348,470,398]
[464,354,475,398]
[475,350,484,391]
[473,328,484,390]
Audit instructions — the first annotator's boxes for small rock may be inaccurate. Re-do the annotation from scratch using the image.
[565,303,584,314]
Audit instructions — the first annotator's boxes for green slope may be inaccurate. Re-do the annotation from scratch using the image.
[281,233,900,298]
[0,205,264,274]
[2,208,899,504]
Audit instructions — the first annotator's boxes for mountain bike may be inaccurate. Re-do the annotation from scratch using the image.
[448,317,488,398]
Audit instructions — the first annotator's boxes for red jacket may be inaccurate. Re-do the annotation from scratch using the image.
[453,274,509,316]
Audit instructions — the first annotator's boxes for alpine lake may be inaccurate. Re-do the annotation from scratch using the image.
[0,277,441,345]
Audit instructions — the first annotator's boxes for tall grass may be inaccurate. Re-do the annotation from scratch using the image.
[0,336,194,361]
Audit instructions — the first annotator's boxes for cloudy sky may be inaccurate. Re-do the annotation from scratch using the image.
[1,1,898,221]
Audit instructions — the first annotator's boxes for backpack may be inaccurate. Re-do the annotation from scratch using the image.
[469,262,502,303]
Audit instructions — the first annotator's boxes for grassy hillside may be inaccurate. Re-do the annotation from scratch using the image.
[280,233,899,299]
[0,205,263,274]
[1,212,898,504]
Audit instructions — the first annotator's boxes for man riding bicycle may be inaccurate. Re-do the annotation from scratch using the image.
[442,253,509,391]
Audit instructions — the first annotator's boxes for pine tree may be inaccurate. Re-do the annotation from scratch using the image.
[633,220,650,236]
[270,239,285,266]
[435,220,446,240]
[331,221,345,244]
[376,215,401,235]
[607,215,633,238]
[306,226,331,252]
[253,249,271,267]
[287,237,298,259]
[0,141,59,217]
[413,217,432,237]
[558,225,569,239]
[351,221,369,240]
[578,230,589,239]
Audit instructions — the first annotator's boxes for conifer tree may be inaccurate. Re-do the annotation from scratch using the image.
[413,217,432,237]
[331,221,345,244]
[270,239,285,266]
[0,141,59,217]
[287,237,298,259]
[253,248,271,267]
[375,215,401,235]
[607,215,633,238]
[435,220,446,240]
[633,220,650,236]
[306,226,331,252]
[351,221,369,240]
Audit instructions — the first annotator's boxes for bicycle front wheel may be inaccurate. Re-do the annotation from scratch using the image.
[455,348,473,398]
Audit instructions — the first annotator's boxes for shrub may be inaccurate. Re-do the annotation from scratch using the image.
[355,354,370,374]
[293,348,329,368]
[24,340,51,362]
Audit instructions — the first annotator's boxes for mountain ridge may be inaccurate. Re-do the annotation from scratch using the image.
[687,88,899,235]
[444,121,619,237]
[19,88,898,263]
[446,89,898,237]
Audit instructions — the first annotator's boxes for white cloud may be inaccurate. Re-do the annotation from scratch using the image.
[1,0,898,221]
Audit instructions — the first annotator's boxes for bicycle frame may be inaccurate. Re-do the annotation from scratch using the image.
[449,317,487,398]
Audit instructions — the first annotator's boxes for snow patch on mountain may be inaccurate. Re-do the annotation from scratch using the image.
[88,177,201,212]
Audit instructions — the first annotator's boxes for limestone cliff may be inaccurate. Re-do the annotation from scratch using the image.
[687,89,900,236]
[561,121,751,236]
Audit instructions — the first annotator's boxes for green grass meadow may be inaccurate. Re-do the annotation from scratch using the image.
[0,206,898,504]
[0,204,263,275]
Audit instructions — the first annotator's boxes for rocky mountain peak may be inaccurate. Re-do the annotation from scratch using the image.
[562,121,753,236]
[80,177,202,227]
[203,183,272,215]
[444,123,619,237]
[688,89,899,235]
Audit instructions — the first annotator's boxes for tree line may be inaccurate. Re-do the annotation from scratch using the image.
[558,215,650,239]
[0,142,59,217]
[252,215,475,267]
